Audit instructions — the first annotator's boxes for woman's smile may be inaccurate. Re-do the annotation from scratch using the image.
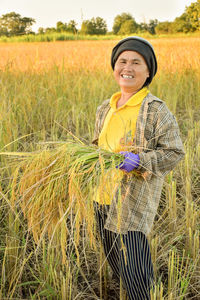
[121,74,134,79]
[114,50,149,94]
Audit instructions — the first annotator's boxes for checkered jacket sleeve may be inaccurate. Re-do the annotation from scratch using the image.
[137,101,185,179]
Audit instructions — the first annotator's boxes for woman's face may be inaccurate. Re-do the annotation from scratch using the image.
[113,50,149,94]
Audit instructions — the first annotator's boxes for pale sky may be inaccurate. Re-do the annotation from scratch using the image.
[0,0,195,32]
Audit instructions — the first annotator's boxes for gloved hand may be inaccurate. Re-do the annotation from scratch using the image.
[117,151,140,172]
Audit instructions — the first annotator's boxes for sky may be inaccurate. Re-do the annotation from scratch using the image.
[0,0,195,32]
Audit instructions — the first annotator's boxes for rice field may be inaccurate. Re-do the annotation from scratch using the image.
[0,37,200,299]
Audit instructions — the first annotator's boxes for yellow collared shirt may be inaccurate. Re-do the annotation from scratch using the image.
[95,87,149,205]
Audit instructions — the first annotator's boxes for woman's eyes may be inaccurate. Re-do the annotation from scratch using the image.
[119,61,139,65]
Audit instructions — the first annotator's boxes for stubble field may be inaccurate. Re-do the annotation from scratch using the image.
[0,37,200,299]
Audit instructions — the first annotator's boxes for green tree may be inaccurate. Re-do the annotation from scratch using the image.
[137,19,158,34]
[138,22,148,33]
[147,19,158,34]
[172,13,193,33]
[118,19,138,35]
[0,12,35,36]
[56,20,77,33]
[93,17,107,34]
[56,21,67,32]
[112,13,134,34]
[80,20,93,34]
[0,24,8,36]
[67,20,78,34]
[81,17,107,35]
[185,0,200,31]
[38,27,45,34]
[155,21,173,34]
[45,27,56,33]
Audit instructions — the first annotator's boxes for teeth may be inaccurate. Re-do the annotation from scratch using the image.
[122,75,133,79]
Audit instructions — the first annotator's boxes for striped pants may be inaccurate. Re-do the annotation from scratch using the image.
[94,203,154,300]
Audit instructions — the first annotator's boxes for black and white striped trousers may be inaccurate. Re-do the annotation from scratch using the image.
[94,202,154,300]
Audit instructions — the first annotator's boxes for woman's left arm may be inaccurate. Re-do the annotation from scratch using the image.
[137,103,185,179]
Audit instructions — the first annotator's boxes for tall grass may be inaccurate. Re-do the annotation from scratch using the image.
[0,32,121,43]
[0,32,199,43]
[0,38,199,299]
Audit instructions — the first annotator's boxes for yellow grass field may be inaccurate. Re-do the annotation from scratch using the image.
[0,37,200,299]
[0,38,200,73]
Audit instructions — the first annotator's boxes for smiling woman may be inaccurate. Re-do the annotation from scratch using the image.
[92,36,185,300]
[113,51,149,103]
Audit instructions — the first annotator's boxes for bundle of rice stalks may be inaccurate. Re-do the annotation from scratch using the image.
[2,140,123,263]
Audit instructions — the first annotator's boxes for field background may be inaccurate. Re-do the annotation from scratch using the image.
[0,37,200,299]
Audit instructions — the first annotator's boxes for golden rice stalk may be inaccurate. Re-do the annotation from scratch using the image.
[4,140,123,262]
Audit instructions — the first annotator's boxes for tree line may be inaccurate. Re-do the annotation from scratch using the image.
[0,0,199,37]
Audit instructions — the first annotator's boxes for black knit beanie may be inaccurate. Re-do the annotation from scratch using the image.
[111,36,157,86]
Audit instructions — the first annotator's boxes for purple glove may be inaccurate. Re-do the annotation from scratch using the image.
[117,151,140,172]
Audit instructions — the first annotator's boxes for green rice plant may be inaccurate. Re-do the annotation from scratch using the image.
[150,235,159,278]
[167,248,196,299]
[0,32,122,43]
[150,282,164,300]
[166,173,177,232]
[0,32,199,43]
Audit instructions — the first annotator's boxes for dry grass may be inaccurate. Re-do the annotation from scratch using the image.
[0,37,200,73]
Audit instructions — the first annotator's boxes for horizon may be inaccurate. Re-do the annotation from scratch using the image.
[0,0,195,32]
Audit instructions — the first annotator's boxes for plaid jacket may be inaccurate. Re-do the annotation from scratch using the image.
[92,92,185,235]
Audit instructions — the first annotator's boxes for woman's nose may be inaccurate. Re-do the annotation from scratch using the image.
[123,62,133,70]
